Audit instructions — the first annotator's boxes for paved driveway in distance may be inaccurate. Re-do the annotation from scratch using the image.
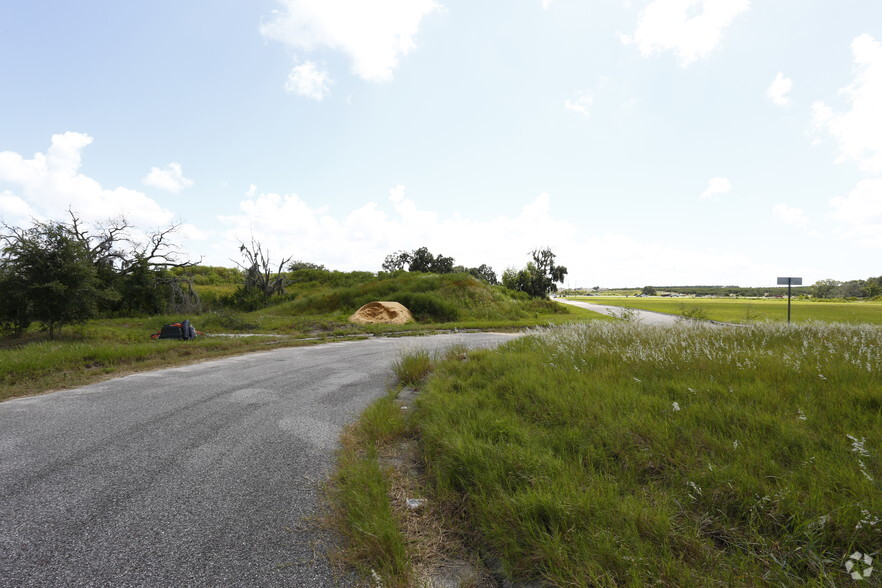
[556,298,685,325]
[0,332,518,587]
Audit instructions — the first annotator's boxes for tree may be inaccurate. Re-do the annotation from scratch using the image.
[0,220,106,337]
[288,260,326,271]
[642,285,657,296]
[382,250,411,272]
[383,246,456,274]
[812,279,841,299]
[408,247,435,272]
[229,238,291,310]
[502,248,568,298]
[467,264,498,285]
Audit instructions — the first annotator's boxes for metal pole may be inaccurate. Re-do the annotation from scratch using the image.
[787,282,792,323]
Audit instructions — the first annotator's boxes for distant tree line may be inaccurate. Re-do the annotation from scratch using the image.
[811,277,882,299]
[382,246,498,285]
[381,246,568,298]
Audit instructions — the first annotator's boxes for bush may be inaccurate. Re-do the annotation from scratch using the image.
[394,292,460,322]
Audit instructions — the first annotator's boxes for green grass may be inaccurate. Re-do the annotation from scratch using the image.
[410,321,882,585]
[570,295,882,325]
[327,389,412,586]
[1,274,608,402]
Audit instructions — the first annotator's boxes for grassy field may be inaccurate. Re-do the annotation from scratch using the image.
[0,274,607,402]
[340,321,882,585]
[569,295,882,325]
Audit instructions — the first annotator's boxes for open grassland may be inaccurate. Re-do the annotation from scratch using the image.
[401,321,882,585]
[0,274,607,402]
[571,295,882,325]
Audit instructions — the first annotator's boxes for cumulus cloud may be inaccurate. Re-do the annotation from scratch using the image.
[812,34,882,174]
[700,176,732,199]
[767,72,792,106]
[831,179,882,246]
[213,184,778,287]
[565,90,593,117]
[284,61,333,100]
[0,132,174,228]
[772,203,809,229]
[143,162,194,193]
[260,0,442,83]
[217,185,578,273]
[622,0,750,66]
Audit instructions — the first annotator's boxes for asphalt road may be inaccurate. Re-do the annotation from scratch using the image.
[0,333,518,587]
[556,298,684,325]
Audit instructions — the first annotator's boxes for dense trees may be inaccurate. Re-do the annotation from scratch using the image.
[812,277,882,299]
[502,248,568,298]
[1,214,197,336]
[1,220,108,337]
[381,246,497,284]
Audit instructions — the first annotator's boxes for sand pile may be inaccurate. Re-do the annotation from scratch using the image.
[349,301,414,325]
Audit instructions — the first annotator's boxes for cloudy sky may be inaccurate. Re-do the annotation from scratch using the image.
[1,1,880,287]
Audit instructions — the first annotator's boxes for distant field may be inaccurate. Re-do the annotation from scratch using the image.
[569,296,882,325]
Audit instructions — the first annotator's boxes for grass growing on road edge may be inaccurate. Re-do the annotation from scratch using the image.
[413,321,882,585]
[327,385,415,586]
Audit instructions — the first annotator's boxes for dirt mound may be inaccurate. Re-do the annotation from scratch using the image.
[349,301,414,325]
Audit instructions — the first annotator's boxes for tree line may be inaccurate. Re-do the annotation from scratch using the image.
[0,213,197,337]
[1,212,570,338]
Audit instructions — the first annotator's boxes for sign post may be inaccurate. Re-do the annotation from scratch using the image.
[777,277,803,323]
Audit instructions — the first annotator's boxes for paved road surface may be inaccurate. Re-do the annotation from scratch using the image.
[0,333,517,587]
[556,298,684,325]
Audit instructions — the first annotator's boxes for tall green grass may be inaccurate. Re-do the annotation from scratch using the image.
[414,321,882,585]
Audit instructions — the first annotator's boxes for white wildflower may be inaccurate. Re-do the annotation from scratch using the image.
[797,408,807,421]
[733,440,740,450]
[672,402,680,412]
[848,435,871,458]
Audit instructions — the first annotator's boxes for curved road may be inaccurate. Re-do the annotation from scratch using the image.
[557,298,684,325]
[0,333,517,587]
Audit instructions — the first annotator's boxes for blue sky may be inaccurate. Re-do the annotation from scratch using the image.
[1,0,880,287]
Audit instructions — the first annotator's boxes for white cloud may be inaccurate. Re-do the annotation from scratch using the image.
[831,179,882,246]
[700,176,732,199]
[541,0,552,9]
[143,162,194,193]
[772,203,809,229]
[812,34,882,174]
[212,184,778,287]
[260,0,442,83]
[565,90,593,117]
[767,72,792,106]
[623,0,750,66]
[0,132,175,228]
[0,190,36,223]
[285,61,332,100]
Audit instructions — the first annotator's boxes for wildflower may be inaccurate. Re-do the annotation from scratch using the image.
[855,509,881,531]
[797,408,807,421]
[672,402,680,412]
[733,440,740,450]
[847,435,871,458]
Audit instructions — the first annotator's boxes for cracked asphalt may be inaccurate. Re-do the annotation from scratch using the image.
[0,333,517,587]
